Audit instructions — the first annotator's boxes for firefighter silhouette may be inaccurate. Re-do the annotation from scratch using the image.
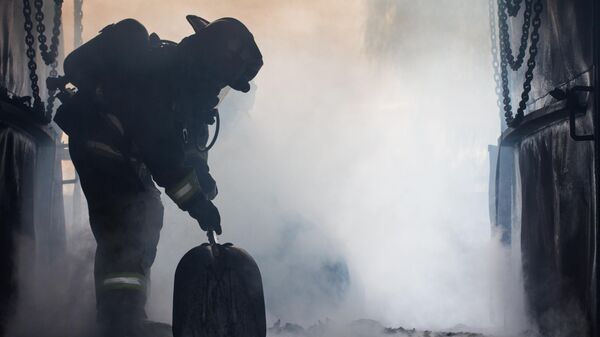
[53,15,263,337]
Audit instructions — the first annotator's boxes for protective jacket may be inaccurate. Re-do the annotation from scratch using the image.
[57,19,220,209]
[54,17,263,337]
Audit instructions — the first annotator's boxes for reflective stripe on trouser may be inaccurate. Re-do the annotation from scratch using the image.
[101,273,146,291]
[91,193,164,305]
[91,194,164,337]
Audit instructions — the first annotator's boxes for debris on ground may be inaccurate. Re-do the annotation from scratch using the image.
[267,319,489,337]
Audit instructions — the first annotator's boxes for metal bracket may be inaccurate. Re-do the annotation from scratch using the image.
[549,85,594,141]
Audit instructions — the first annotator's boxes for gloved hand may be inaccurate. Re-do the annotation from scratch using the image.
[184,194,222,234]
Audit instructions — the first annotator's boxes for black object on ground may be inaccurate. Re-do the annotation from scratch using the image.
[173,231,266,337]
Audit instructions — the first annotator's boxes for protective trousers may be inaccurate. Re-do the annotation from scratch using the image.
[69,138,164,337]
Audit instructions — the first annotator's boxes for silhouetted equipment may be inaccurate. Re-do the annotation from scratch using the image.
[62,19,150,92]
[548,86,595,141]
[173,231,266,337]
[53,15,263,153]
[52,19,151,141]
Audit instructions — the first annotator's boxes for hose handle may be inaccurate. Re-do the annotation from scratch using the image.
[207,230,219,256]
[207,230,218,245]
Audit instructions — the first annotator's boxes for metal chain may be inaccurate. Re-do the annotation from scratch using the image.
[23,0,43,113]
[33,0,62,65]
[506,0,523,16]
[498,0,513,125]
[46,59,59,117]
[499,0,533,71]
[498,0,543,126]
[488,0,503,123]
[22,0,63,120]
[515,0,543,122]
[74,0,83,48]
[48,0,63,64]
[33,0,50,62]
[45,0,63,119]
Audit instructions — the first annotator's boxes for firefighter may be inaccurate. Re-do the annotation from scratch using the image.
[54,16,263,337]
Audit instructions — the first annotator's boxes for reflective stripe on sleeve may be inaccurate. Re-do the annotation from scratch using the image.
[102,273,145,291]
[173,183,193,200]
[165,171,201,207]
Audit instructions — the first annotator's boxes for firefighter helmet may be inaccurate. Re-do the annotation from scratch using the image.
[178,15,263,93]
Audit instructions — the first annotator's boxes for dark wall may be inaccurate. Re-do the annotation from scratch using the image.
[518,119,595,335]
[0,103,67,336]
[0,123,36,335]
[498,0,598,334]
[0,0,66,334]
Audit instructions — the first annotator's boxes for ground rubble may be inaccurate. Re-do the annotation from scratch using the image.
[267,319,489,337]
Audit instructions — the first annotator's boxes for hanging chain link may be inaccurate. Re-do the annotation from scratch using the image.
[515,0,542,122]
[33,0,62,65]
[22,0,63,121]
[488,0,503,122]
[505,0,523,16]
[23,0,43,112]
[497,0,543,127]
[45,0,63,119]
[48,0,63,64]
[498,0,533,71]
[74,0,83,48]
[33,0,49,63]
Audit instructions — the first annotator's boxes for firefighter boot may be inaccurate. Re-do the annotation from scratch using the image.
[97,288,147,337]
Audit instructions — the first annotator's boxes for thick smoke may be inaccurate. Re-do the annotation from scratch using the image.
[18,0,532,335]
[145,0,529,333]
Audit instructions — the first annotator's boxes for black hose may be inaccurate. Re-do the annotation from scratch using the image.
[196,110,220,152]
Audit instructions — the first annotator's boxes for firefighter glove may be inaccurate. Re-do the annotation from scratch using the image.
[185,194,222,235]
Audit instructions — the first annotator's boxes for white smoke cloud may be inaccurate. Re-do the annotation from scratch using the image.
[14,1,533,336]
[145,0,530,334]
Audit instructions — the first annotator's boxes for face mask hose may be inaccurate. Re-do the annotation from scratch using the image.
[196,109,220,152]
